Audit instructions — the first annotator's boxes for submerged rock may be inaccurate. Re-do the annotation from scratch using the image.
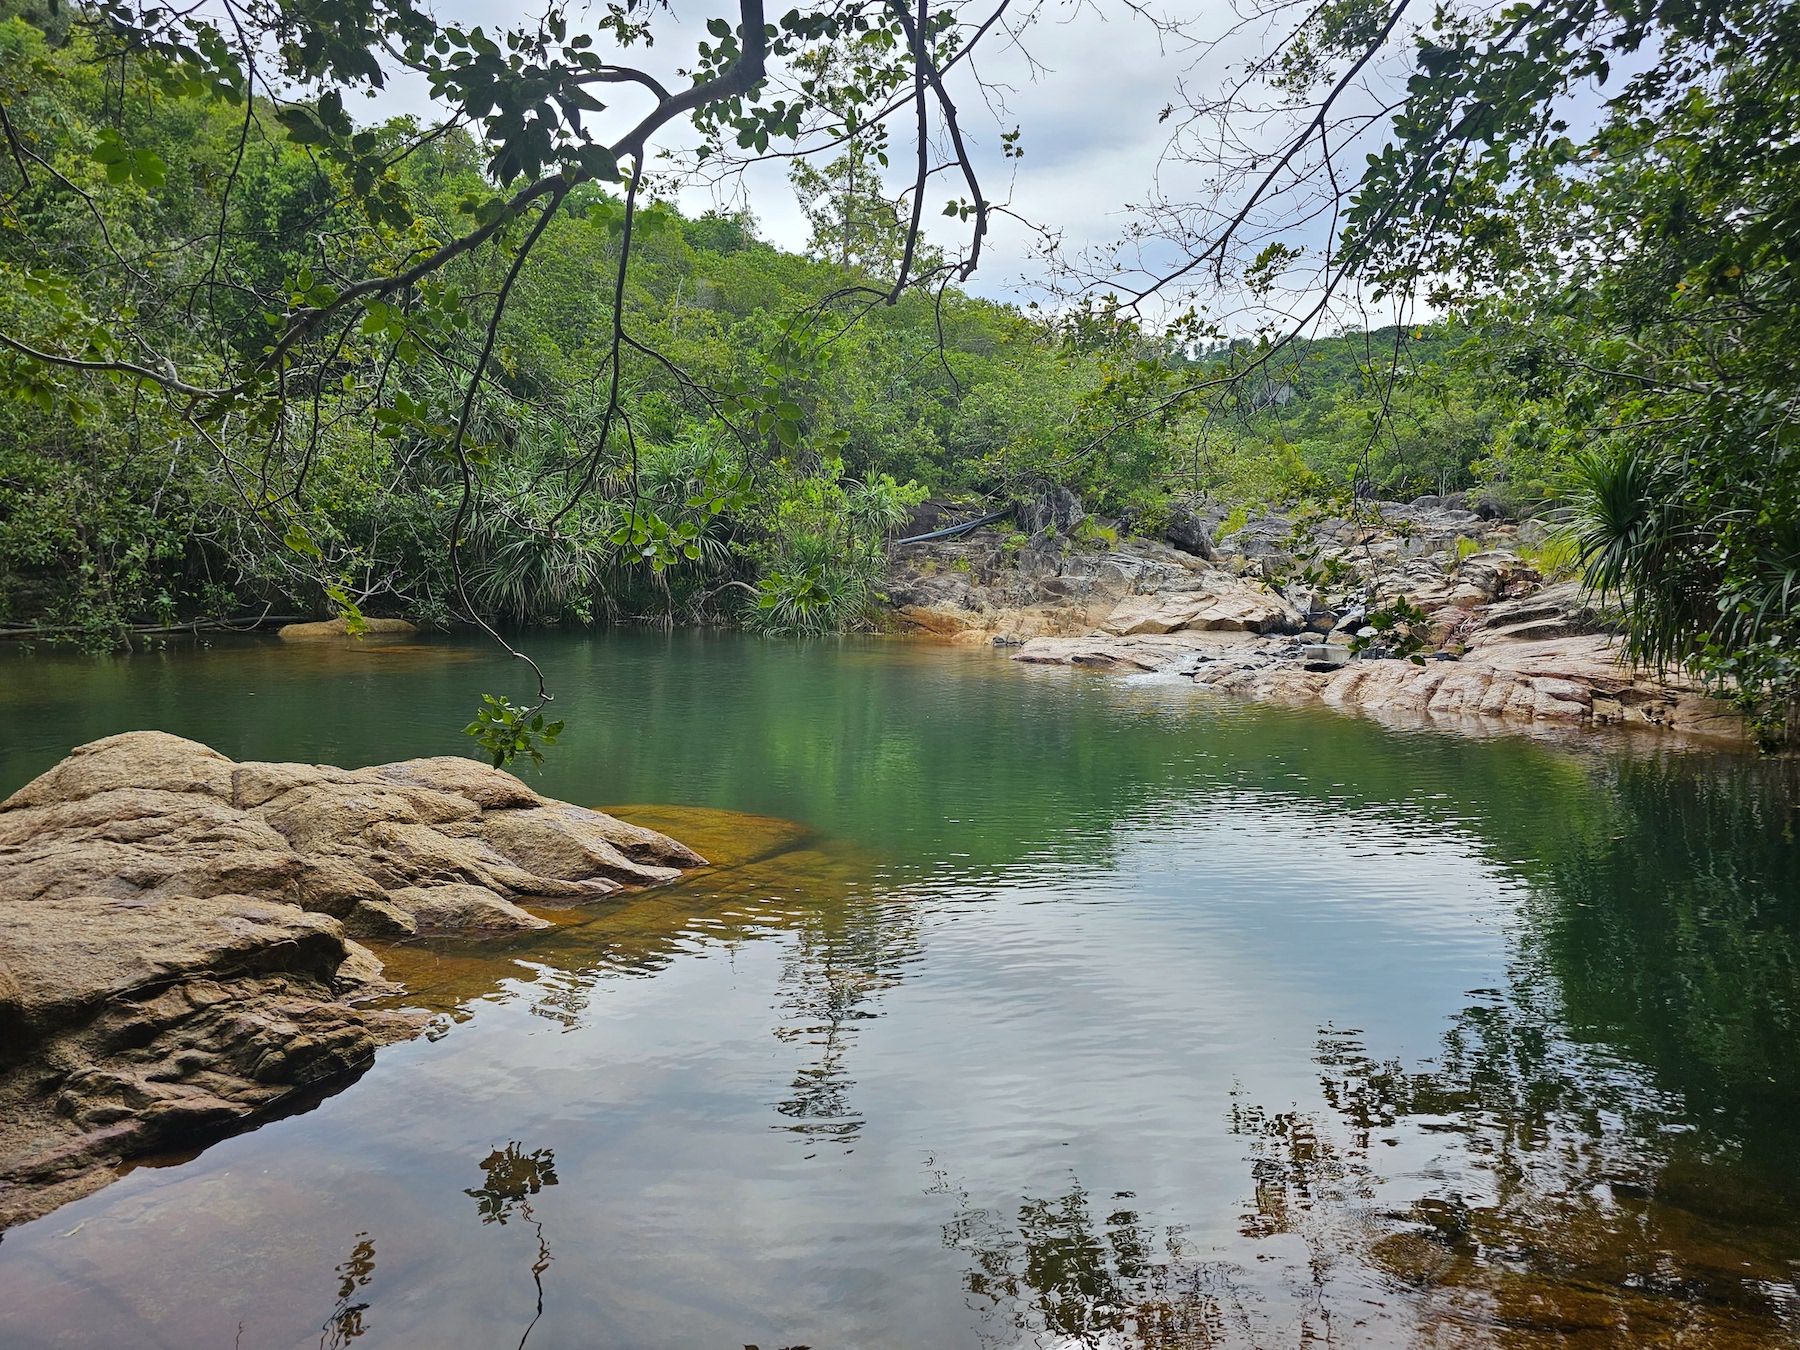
[278,616,418,640]
[0,731,705,1229]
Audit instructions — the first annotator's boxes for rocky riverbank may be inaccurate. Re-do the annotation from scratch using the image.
[884,495,1744,743]
[0,732,704,1229]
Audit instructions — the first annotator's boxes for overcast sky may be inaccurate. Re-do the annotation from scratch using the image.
[363,0,1298,311]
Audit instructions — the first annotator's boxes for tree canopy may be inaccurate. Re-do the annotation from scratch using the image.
[0,0,1795,747]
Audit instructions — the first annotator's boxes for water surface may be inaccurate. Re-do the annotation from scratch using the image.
[1,631,1797,1348]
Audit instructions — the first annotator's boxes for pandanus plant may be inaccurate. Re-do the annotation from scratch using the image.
[1570,437,1800,749]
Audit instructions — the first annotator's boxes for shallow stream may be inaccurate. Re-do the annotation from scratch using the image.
[2,630,1798,1348]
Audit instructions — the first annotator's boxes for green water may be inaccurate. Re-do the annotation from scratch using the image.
[1,630,1798,1348]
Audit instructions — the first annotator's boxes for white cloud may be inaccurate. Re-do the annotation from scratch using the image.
[359,0,1268,308]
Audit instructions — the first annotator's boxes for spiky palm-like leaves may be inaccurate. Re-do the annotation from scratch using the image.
[741,475,922,636]
[469,523,608,626]
[1571,433,1800,747]
[1569,441,1706,673]
[743,531,874,637]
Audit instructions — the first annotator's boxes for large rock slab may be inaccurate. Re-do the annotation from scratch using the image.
[1009,630,1742,741]
[0,732,705,1229]
[956,496,1742,745]
[1097,574,1303,636]
[884,528,1210,645]
[1013,630,1265,671]
[1277,635,1734,736]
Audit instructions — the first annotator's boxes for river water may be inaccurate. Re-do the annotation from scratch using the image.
[1,630,1798,1348]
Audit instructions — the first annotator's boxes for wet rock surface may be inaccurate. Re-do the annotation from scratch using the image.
[0,732,704,1229]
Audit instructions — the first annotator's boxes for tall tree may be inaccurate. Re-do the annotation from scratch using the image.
[0,0,1009,758]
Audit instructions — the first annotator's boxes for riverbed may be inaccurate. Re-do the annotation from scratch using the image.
[1,630,1797,1348]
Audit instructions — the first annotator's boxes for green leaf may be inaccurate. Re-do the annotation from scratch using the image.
[134,151,167,189]
[282,521,323,560]
[463,693,566,771]
[276,107,331,145]
[92,132,130,166]
[576,144,620,182]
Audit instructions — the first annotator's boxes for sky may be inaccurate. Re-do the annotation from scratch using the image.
[361,0,1310,312]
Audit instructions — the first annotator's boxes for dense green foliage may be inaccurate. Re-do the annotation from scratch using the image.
[1171,324,1511,505]
[0,16,1079,638]
[2,0,1797,748]
[0,0,1033,766]
[0,9,1496,652]
[1332,0,1800,738]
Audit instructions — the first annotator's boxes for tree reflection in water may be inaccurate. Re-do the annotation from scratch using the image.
[771,893,922,1152]
[934,995,1800,1349]
[317,1232,376,1349]
[466,1143,559,1349]
[1296,1002,1800,1349]
[933,1165,1285,1350]
[341,760,1800,1345]
[368,811,922,1160]
[919,750,1800,1348]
